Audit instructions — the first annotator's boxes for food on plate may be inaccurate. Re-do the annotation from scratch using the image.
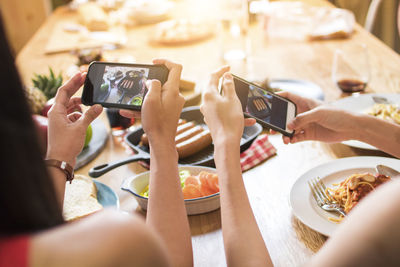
[124,0,172,25]
[140,170,219,199]
[76,48,103,66]
[326,173,391,222]
[367,103,400,125]
[63,174,103,221]
[140,119,212,158]
[152,19,214,45]
[31,67,63,100]
[140,119,188,145]
[176,129,212,158]
[78,3,109,31]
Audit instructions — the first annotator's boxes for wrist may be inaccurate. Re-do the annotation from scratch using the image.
[213,134,241,148]
[349,113,370,141]
[46,150,76,169]
[149,142,178,157]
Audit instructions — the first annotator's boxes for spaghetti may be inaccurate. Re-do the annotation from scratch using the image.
[368,104,400,125]
[326,173,391,222]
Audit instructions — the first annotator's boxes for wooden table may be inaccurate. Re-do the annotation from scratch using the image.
[16,0,400,266]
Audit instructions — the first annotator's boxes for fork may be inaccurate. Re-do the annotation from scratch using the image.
[308,178,347,217]
[372,95,391,104]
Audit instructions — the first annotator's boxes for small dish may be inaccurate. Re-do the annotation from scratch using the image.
[94,180,120,208]
[121,166,220,215]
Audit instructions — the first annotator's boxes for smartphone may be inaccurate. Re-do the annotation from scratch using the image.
[82,62,169,110]
[232,75,297,137]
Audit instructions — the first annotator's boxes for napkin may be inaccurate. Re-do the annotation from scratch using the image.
[240,134,276,171]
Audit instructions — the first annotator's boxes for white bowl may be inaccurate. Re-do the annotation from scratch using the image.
[121,166,220,215]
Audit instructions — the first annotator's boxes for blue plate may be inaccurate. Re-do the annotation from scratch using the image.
[94,180,119,208]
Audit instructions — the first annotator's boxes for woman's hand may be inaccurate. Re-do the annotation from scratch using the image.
[277,91,321,114]
[284,105,359,144]
[200,66,255,146]
[46,73,103,167]
[141,59,185,147]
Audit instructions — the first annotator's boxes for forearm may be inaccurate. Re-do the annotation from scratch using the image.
[46,166,67,208]
[351,114,400,157]
[147,141,193,267]
[214,140,273,267]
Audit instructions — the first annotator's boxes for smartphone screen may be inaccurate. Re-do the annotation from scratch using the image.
[82,62,169,110]
[232,75,296,136]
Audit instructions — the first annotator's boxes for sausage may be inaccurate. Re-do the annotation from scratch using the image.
[176,121,195,135]
[176,129,212,158]
[175,125,203,144]
[140,119,188,146]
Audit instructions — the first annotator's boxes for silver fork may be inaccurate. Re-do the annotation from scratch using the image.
[308,178,347,217]
[372,95,391,104]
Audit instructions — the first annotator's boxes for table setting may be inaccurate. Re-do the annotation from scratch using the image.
[15,0,400,265]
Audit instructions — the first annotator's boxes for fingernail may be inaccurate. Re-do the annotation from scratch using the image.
[223,73,233,80]
[94,104,102,113]
[146,80,152,87]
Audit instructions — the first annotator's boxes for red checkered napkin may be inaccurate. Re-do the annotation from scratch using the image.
[240,134,277,171]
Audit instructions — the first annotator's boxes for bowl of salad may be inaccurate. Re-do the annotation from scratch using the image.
[121,166,220,215]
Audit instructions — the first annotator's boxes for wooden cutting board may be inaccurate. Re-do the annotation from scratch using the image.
[45,19,127,54]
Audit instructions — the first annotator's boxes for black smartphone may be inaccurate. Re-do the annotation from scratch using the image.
[232,75,297,137]
[82,62,169,110]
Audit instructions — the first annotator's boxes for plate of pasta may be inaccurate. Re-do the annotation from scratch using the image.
[289,156,400,236]
[331,93,400,150]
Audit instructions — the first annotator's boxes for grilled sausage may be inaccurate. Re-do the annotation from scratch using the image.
[140,119,188,146]
[175,125,203,144]
[176,121,195,135]
[176,129,212,158]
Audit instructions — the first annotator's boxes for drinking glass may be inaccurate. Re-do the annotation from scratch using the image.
[106,108,134,136]
[220,0,249,65]
[332,44,370,93]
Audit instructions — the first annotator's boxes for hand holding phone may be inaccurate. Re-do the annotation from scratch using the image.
[232,75,297,137]
[82,62,169,110]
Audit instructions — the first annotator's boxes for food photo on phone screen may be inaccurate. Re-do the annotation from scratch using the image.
[233,77,291,131]
[95,65,149,106]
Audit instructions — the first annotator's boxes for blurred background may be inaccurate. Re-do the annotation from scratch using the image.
[1,0,399,55]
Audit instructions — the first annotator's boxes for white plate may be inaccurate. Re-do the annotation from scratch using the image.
[289,156,400,236]
[269,79,325,100]
[331,93,400,150]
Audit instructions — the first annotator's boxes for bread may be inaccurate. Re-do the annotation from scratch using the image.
[78,3,109,31]
[152,19,213,45]
[63,174,103,221]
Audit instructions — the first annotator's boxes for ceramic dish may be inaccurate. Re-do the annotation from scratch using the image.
[121,166,219,215]
[269,79,325,100]
[94,180,120,208]
[330,93,400,150]
[290,156,400,236]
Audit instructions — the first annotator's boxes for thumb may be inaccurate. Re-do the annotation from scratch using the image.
[145,80,162,98]
[81,104,102,127]
[287,109,321,130]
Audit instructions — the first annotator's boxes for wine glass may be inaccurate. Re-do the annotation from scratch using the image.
[332,43,370,94]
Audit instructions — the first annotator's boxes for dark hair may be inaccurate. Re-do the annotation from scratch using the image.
[0,18,64,235]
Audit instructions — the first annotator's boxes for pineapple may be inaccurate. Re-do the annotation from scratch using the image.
[25,86,47,114]
[32,67,63,100]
